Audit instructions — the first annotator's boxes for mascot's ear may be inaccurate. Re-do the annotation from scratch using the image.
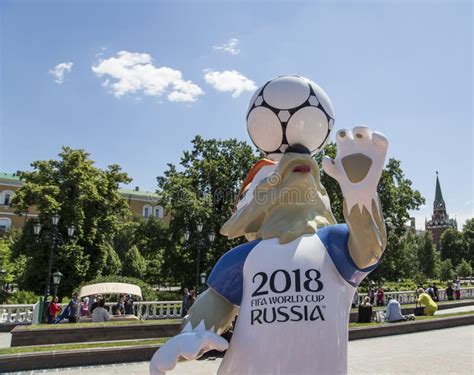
[220,202,263,240]
[220,205,250,239]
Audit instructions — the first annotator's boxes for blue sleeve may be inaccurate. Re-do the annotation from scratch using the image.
[317,224,379,287]
[207,239,261,306]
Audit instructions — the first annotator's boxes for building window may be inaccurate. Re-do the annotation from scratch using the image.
[1,191,14,206]
[154,206,164,219]
[0,218,11,233]
[143,205,152,218]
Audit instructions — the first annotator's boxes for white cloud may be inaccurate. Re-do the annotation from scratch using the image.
[49,62,73,84]
[91,51,204,103]
[204,70,257,98]
[213,38,240,55]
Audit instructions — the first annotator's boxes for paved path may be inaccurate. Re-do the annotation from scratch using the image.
[10,325,472,375]
[0,332,11,348]
[435,305,474,315]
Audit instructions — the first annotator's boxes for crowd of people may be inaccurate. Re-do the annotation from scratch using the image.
[356,278,464,324]
[46,293,135,324]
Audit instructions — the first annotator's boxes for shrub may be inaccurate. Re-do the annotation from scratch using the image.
[439,259,455,281]
[456,259,472,277]
[3,290,40,304]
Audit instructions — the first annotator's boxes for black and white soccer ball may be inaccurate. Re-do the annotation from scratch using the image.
[247,75,335,160]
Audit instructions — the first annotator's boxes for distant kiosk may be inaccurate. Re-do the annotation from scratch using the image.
[78,282,142,299]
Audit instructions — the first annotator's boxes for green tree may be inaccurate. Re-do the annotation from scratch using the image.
[462,218,474,266]
[418,232,437,278]
[456,259,472,277]
[157,136,258,286]
[11,147,131,296]
[440,228,467,267]
[113,217,168,285]
[0,238,14,284]
[123,245,147,279]
[439,259,455,281]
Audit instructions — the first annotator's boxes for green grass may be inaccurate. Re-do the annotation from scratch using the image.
[0,338,169,355]
[3,311,473,356]
[349,310,474,328]
[22,318,181,330]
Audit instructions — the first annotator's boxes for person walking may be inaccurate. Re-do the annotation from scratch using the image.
[454,278,461,300]
[124,295,134,315]
[181,288,190,317]
[376,287,385,306]
[417,288,438,316]
[432,284,439,302]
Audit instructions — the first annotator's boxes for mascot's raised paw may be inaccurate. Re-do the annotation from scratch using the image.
[322,126,388,214]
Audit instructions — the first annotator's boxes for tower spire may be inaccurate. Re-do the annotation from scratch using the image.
[434,172,445,211]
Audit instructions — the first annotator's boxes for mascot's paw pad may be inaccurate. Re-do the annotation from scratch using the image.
[322,125,388,214]
[324,126,388,186]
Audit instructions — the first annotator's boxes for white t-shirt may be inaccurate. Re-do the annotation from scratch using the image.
[208,224,378,375]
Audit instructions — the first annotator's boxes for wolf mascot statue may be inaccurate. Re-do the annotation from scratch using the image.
[150,76,388,375]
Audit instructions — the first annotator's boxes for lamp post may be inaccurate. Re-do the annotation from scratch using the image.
[200,272,207,293]
[43,214,60,304]
[194,223,203,291]
[0,269,5,292]
[52,271,63,296]
[35,215,74,302]
[185,224,216,292]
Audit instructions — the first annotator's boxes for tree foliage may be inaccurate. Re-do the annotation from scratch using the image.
[418,231,437,278]
[456,259,472,277]
[123,245,147,279]
[157,136,258,287]
[462,218,474,266]
[439,259,455,281]
[0,237,15,284]
[440,228,468,267]
[113,217,168,285]
[11,147,131,296]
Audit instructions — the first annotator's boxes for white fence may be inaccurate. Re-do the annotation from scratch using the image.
[0,300,182,325]
[1,287,473,325]
[357,287,474,305]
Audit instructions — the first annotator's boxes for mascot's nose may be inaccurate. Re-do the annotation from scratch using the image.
[284,144,311,155]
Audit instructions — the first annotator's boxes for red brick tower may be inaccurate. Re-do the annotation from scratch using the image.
[425,172,457,250]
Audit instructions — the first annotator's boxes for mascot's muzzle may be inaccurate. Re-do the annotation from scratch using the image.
[285,144,312,173]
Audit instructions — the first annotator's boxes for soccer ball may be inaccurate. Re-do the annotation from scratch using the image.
[247,75,335,160]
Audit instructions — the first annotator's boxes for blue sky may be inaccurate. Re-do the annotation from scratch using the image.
[1,0,472,228]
